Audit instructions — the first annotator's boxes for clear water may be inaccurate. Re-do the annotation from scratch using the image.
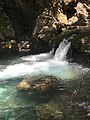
[0,40,89,120]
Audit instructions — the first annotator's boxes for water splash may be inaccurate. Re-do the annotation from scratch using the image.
[54,38,71,61]
[21,48,54,62]
[0,35,89,120]
[0,38,89,81]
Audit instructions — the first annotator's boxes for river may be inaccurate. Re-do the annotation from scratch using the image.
[0,39,89,120]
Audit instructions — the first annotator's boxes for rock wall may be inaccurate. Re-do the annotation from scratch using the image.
[0,0,90,54]
[31,0,90,53]
[1,0,50,41]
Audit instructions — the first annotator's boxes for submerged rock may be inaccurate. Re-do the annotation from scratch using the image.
[33,76,65,93]
[34,103,63,120]
[16,76,65,96]
[16,80,31,91]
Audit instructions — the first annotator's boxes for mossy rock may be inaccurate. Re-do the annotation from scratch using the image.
[34,103,63,120]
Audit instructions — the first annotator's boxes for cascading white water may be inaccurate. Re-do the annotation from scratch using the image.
[21,48,54,62]
[54,38,71,61]
[0,36,89,118]
[0,38,89,81]
[21,38,71,62]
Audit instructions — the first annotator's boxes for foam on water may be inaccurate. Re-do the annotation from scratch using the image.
[54,39,71,61]
[0,57,88,81]
[21,48,54,62]
[0,38,89,118]
[0,39,89,81]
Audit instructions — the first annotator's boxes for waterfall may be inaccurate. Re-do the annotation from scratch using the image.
[54,38,71,61]
[0,34,89,81]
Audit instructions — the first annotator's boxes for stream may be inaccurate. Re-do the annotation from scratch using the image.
[0,38,89,120]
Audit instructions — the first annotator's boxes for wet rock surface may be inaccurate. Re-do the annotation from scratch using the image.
[16,76,66,94]
[34,103,63,120]
[1,0,90,55]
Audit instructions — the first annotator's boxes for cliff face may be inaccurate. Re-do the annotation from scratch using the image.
[0,0,90,54]
[31,0,90,53]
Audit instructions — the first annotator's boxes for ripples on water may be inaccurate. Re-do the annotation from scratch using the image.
[0,40,89,120]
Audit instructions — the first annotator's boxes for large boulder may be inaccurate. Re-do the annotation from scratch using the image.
[16,76,65,96]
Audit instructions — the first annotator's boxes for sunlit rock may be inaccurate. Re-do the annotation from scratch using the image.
[16,80,31,90]
[56,12,68,24]
[32,76,65,94]
[75,2,88,18]
[68,15,78,25]
[16,76,65,96]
